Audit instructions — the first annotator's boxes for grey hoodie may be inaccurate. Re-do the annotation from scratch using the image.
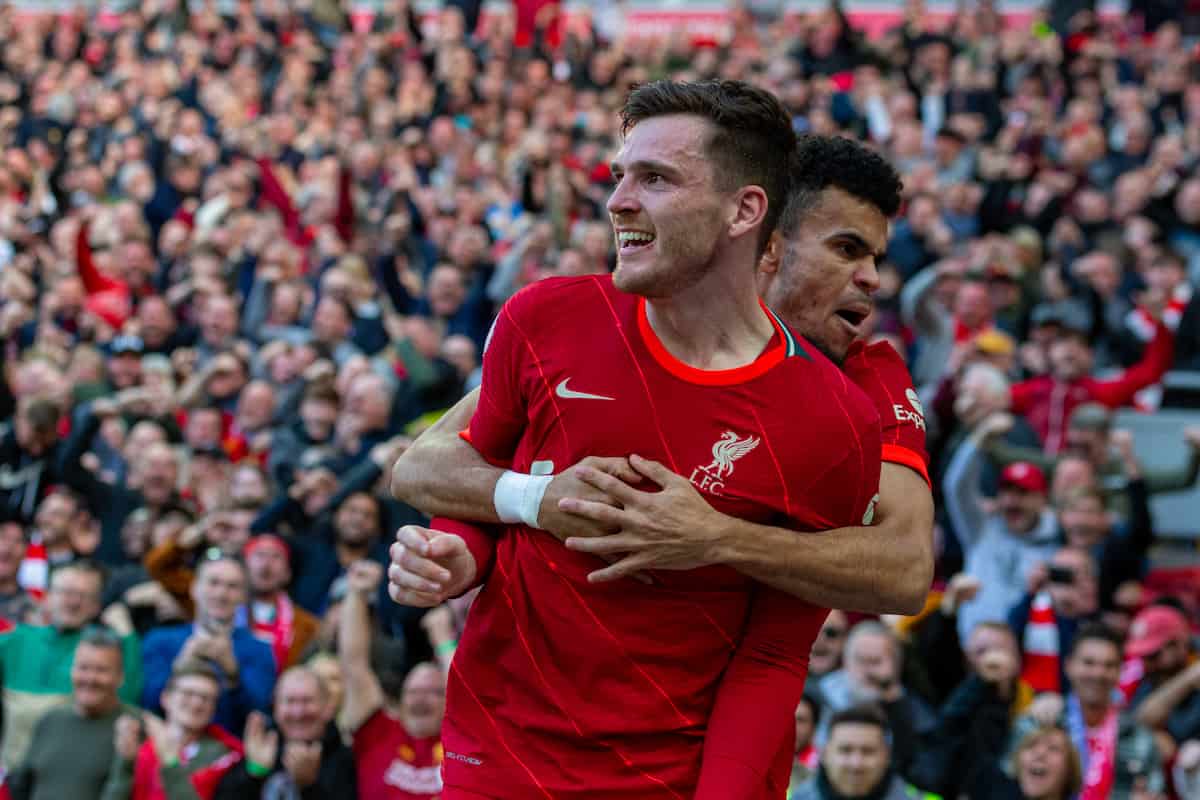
[943,435,1060,642]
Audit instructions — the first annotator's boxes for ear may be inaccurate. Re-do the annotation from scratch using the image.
[727,185,769,245]
[759,229,783,276]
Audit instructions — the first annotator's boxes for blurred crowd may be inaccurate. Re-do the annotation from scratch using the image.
[1,0,1200,798]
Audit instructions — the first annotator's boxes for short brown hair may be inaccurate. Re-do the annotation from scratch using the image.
[165,659,222,694]
[18,397,60,434]
[620,80,795,255]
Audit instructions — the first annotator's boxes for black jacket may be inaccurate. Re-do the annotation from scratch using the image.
[213,723,356,800]
[909,674,1017,797]
[0,428,60,524]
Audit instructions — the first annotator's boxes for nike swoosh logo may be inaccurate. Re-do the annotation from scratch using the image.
[555,379,615,401]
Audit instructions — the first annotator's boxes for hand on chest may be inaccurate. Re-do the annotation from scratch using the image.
[520,364,808,521]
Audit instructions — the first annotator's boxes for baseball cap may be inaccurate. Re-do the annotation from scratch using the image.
[1126,605,1191,659]
[974,329,1015,357]
[1030,301,1090,335]
[244,533,290,560]
[297,447,340,473]
[110,334,145,356]
[191,444,229,462]
[999,462,1048,494]
[1069,403,1111,432]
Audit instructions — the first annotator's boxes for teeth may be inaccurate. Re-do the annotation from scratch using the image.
[618,231,655,245]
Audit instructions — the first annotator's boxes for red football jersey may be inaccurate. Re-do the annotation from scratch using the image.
[842,340,930,486]
[445,275,881,799]
[353,709,444,800]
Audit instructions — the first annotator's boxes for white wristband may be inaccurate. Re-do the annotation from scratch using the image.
[493,470,553,529]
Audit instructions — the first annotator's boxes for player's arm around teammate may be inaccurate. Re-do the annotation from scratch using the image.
[389,389,933,616]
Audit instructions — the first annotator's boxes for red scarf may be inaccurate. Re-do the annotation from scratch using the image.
[1126,284,1192,340]
[132,725,243,800]
[17,536,47,602]
[1079,706,1119,800]
[953,317,993,344]
[1117,657,1144,706]
[795,744,818,771]
[249,594,295,671]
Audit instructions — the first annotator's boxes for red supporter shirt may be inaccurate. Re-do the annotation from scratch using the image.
[444,275,881,799]
[353,709,444,800]
[842,340,931,486]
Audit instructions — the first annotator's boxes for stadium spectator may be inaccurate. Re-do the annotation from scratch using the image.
[340,560,444,799]
[1128,604,1200,753]
[812,621,936,779]
[789,695,821,791]
[0,521,37,625]
[1008,624,1163,798]
[213,667,356,800]
[793,705,938,800]
[967,724,1082,800]
[0,560,142,770]
[1008,547,1102,695]
[0,397,63,524]
[241,534,319,672]
[7,627,136,800]
[103,660,243,800]
[944,414,1059,642]
[141,555,274,735]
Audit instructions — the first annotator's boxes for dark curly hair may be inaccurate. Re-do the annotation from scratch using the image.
[779,135,903,238]
[620,80,797,254]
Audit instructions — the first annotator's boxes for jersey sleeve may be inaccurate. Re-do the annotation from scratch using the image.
[696,400,882,799]
[842,341,930,487]
[694,586,825,799]
[429,517,497,592]
[466,289,534,465]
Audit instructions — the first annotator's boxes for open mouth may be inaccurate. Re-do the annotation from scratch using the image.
[616,230,656,253]
[834,307,870,330]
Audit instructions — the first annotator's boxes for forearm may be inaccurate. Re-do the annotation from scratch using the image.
[338,590,383,730]
[1144,448,1200,494]
[984,437,1054,473]
[339,590,373,673]
[1136,672,1199,730]
[99,754,134,800]
[176,370,212,409]
[943,435,988,551]
[713,466,934,615]
[390,388,504,522]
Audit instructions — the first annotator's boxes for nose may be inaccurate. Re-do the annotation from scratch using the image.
[854,258,881,295]
[606,175,640,217]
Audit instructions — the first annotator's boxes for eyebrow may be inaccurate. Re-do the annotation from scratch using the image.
[829,230,887,263]
[609,158,681,179]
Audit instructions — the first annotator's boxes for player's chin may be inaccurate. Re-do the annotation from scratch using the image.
[814,322,855,364]
[613,261,658,295]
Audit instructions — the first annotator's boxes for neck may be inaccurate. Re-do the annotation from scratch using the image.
[336,541,368,566]
[644,265,773,371]
[253,590,279,604]
[1080,699,1111,727]
[174,721,202,746]
[400,713,438,740]
[197,613,231,631]
[77,699,118,719]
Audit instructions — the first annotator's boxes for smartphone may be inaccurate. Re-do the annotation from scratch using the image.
[1047,565,1075,585]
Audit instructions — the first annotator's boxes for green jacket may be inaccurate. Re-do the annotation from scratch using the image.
[0,625,142,769]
